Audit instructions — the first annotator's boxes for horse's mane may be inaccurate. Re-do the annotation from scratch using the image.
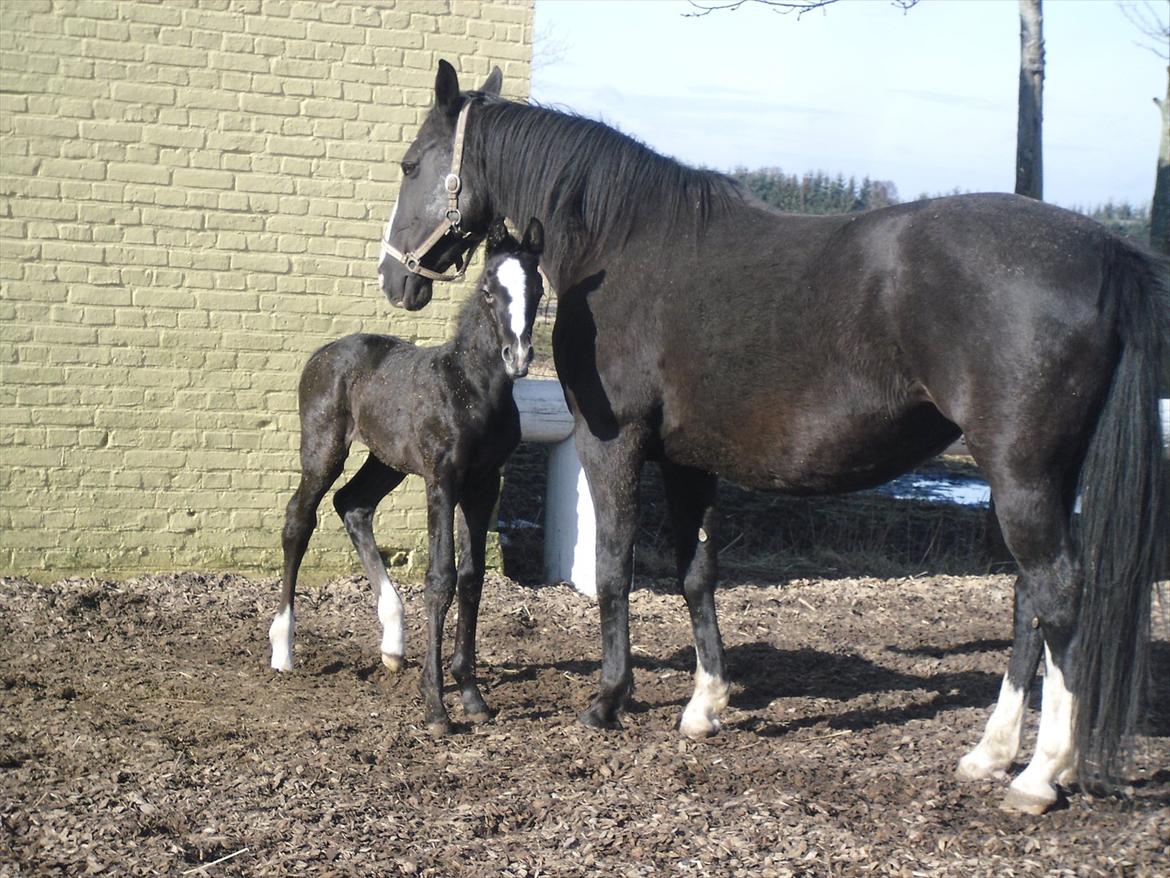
[468,97,747,277]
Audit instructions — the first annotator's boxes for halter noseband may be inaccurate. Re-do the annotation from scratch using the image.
[380,101,478,283]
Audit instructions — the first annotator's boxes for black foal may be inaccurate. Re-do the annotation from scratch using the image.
[269,218,544,735]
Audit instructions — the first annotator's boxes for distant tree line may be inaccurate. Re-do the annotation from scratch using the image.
[1077,201,1152,242]
[733,167,900,214]
[734,166,1152,241]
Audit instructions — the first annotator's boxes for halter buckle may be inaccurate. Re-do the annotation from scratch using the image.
[445,207,462,228]
[444,173,461,195]
[405,254,421,273]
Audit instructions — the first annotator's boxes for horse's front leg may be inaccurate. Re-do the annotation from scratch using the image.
[421,470,459,736]
[660,461,729,739]
[448,468,501,724]
[575,424,647,730]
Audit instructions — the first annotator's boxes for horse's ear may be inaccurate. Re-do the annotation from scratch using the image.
[480,66,503,97]
[522,217,544,256]
[435,59,461,116]
[485,218,510,253]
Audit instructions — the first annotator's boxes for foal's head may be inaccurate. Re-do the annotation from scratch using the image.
[479,217,544,380]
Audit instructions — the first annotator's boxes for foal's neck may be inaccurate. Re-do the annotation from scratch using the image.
[448,297,510,398]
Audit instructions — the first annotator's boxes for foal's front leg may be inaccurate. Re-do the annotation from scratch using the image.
[421,470,460,736]
[449,469,501,724]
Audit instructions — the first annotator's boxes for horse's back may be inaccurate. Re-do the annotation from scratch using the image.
[624,194,1130,492]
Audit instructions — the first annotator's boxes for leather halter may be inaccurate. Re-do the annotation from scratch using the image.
[380,101,478,282]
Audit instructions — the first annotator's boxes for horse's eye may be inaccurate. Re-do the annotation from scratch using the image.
[400,161,418,177]
[483,288,495,304]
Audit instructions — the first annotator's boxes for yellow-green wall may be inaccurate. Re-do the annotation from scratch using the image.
[0,0,533,579]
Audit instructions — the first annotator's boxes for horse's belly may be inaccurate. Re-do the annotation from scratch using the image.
[660,398,959,495]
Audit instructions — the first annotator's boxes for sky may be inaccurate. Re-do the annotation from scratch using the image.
[529,0,1167,209]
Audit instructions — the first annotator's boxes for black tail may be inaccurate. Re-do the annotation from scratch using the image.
[1073,241,1170,790]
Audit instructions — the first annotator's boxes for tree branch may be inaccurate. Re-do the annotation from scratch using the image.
[686,0,919,19]
[1117,0,1170,61]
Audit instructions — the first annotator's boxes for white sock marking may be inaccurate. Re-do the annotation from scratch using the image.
[377,578,405,662]
[1010,645,1077,804]
[680,657,730,739]
[958,673,1026,779]
[269,605,295,672]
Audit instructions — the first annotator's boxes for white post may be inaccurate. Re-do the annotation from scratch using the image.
[1160,398,1170,458]
[543,436,597,597]
[512,378,597,598]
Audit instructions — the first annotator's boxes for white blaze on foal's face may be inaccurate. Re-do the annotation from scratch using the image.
[495,256,530,343]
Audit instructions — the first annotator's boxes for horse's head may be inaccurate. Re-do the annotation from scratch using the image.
[378,60,502,311]
[479,217,544,379]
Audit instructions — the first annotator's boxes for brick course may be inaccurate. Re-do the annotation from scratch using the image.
[0,0,533,579]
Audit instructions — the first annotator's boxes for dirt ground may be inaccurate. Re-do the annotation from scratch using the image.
[2,567,1167,877]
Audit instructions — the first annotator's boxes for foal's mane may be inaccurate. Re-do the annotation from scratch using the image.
[468,97,746,276]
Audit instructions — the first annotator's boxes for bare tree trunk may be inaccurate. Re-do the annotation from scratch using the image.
[1015,0,1044,200]
[1152,66,1170,255]
[989,0,1045,570]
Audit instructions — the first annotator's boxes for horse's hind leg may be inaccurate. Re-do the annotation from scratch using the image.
[271,418,349,671]
[448,468,502,724]
[333,456,407,671]
[957,585,1044,780]
[969,467,1080,813]
[660,461,729,739]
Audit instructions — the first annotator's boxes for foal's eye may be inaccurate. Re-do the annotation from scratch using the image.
[400,160,418,177]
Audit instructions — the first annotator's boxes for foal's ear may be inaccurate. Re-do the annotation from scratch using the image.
[485,218,511,253]
[521,217,544,256]
[480,66,503,97]
[435,59,461,116]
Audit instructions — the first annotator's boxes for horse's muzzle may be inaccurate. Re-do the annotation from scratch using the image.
[381,269,434,311]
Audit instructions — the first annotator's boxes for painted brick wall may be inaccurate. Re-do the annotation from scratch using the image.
[0,0,533,580]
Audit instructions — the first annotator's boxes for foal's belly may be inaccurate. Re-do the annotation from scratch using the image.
[660,394,960,496]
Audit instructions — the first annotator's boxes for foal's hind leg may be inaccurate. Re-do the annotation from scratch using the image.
[333,456,407,671]
[271,419,349,671]
[660,461,729,739]
[448,468,502,724]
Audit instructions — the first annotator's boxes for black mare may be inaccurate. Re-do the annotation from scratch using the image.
[377,62,1169,812]
[270,218,545,735]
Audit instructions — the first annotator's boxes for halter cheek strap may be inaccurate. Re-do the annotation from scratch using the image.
[381,101,478,282]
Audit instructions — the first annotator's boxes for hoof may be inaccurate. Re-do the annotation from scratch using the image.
[579,705,623,731]
[1000,786,1056,815]
[956,752,1009,782]
[381,653,404,674]
[426,720,452,738]
[679,713,721,740]
[270,655,293,673]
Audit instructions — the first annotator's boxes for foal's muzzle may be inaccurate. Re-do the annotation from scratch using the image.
[503,342,534,380]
